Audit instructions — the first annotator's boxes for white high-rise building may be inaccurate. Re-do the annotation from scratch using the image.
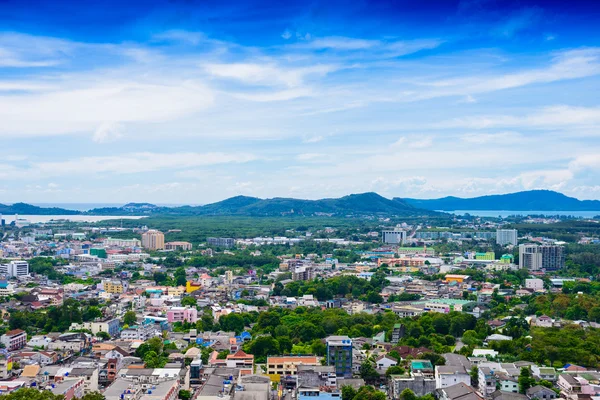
[0,261,29,278]
[382,228,407,245]
[496,229,518,246]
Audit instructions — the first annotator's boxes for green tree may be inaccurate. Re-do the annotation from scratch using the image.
[386,365,405,377]
[519,367,535,394]
[96,331,110,340]
[181,296,197,307]
[400,389,418,400]
[0,388,65,400]
[341,386,357,400]
[77,392,106,400]
[470,366,479,387]
[359,360,380,383]
[123,311,137,326]
[178,391,191,400]
[247,336,280,359]
[174,267,187,286]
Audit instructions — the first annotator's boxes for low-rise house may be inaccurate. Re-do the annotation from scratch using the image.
[435,365,471,389]
[225,349,254,371]
[526,385,558,400]
[1,329,27,351]
[495,372,518,393]
[376,355,398,371]
[531,366,557,382]
[437,382,483,400]
[19,350,59,365]
[490,390,528,400]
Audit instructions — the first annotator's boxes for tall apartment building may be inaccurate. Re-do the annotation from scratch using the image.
[0,261,29,278]
[206,237,235,248]
[326,335,353,378]
[496,229,518,246]
[519,244,565,271]
[382,228,407,245]
[292,265,315,281]
[141,230,165,250]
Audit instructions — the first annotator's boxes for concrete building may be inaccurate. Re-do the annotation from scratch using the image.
[326,336,353,378]
[382,228,407,245]
[70,319,120,337]
[266,356,319,376]
[478,367,497,398]
[0,260,29,278]
[0,354,13,379]
[225,349,254,371]
[496,229,518,246]
[103,238,141,247]
[166,307,198,323]
[165,242,193,251]
[292,265,315,281]
[142,230,165,250]
[0,280,14,296]
[435,365,471,389]
[519,244,565,271]
[207,237,235,248]
[1,329,27,351]
[525,279,544,291]
[103,280,127,294]
[519,244,542,271]
[121,324,161,341]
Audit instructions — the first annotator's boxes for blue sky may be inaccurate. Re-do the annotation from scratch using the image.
[1,0,600,204]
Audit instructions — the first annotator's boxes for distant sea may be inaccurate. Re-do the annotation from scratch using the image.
[32,203,123,211]
[2,215,145,223]
[31,203,186,211]
[447,210,600,218]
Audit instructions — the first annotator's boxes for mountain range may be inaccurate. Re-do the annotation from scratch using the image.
[0,193,433,217]
[402,190,600,211]
[1,190,600,217]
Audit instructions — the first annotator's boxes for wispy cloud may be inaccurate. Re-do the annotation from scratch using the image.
[0,152,259,180]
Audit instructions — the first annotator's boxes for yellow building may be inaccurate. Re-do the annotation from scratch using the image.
[266,356,319,376]
[444,274,469,284]
[103,280,124,294]
[167,286,185,296]
[186,281,201,293]
[475,252,495,261]
[500,254,514,264]
[141,230,165,250]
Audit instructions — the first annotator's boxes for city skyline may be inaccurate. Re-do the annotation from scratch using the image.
[2,0,600,203]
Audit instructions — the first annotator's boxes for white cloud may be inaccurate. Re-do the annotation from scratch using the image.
[93,122,124,143]
[296,153,324,161]
[305,37,380,50]
[281,30,292,40]
[0,79,214,136]
[460,131,522,144]
[303,135,324,143]
[204,63,336,88]
[422,48,600,97]
[0,32,73,68]
[439,105,600,130]
[391,136,433,149]
[0,152,259,180]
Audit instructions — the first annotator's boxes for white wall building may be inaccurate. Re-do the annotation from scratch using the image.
[382,229,407,245]
[496,229,518,246]
[525,278,544,291]
[0,261,29,278]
